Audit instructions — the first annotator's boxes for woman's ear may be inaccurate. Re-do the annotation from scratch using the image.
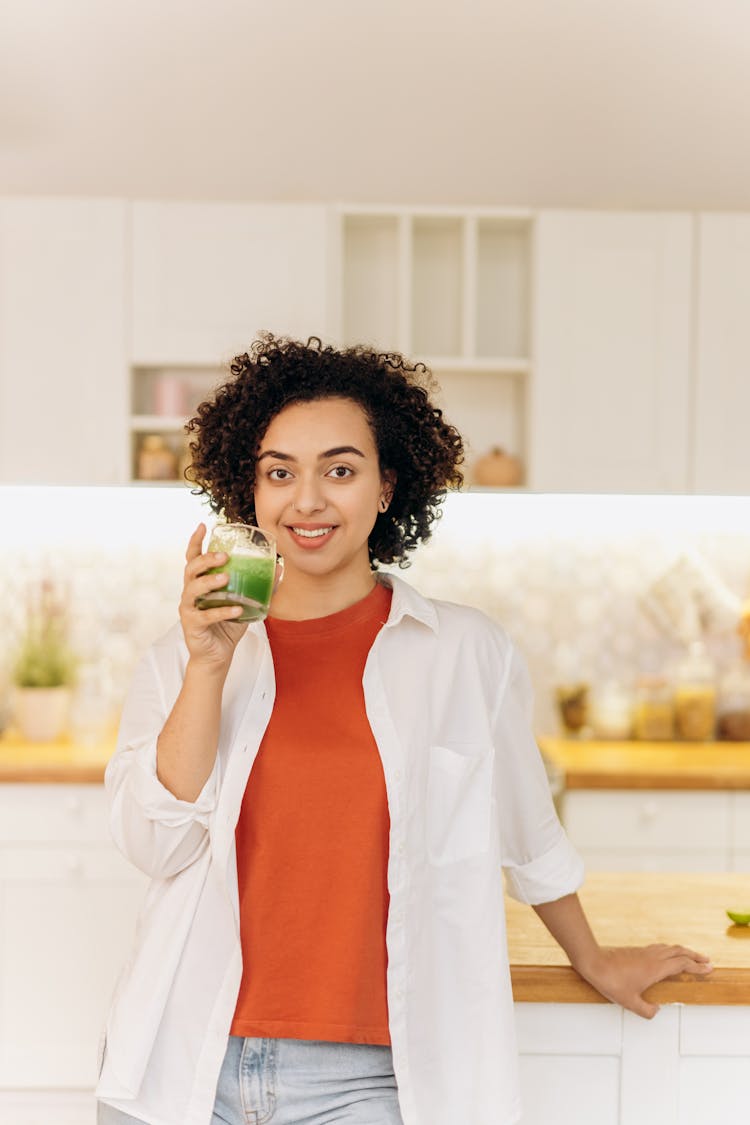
[379,470,397,511]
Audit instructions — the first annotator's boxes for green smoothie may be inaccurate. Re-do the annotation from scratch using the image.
[196,552,276,621]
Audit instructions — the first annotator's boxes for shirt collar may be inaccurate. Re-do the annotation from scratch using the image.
[377,572,439,633]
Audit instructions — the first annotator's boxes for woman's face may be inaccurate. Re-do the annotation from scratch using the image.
[252,397,393,584]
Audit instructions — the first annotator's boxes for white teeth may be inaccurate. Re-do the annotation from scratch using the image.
[291,526,333,538]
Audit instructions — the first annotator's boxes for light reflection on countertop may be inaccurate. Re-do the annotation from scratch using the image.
[0,730,116,783]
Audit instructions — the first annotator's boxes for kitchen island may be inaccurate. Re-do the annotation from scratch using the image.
[508,871,750,1125]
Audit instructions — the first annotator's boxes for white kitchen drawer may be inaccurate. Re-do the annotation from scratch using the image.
[515,1003,622,1054]
[562,790,731,852]
[729,792,750,849]
[0,785,109,844]
[577,848,729,872]
[728,849,750,872]
[519,1056,620,1125]
[681,1007,750,1056]
[0,844,144,883]
[0,1091,96,1125]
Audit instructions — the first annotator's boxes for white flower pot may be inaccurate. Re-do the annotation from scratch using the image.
[13,686,71,742]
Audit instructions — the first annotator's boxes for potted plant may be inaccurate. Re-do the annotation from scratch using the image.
[12,579,77,741]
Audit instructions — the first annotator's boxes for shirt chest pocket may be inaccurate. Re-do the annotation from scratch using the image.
[426,744,493,866]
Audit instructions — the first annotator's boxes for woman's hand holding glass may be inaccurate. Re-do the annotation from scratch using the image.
[180,523,249,670]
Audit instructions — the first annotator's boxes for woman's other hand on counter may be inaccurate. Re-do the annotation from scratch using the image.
[533,892,713,1019]
[576,944,714,1018]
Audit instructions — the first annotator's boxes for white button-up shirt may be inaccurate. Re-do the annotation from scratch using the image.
[96,574,584,1125]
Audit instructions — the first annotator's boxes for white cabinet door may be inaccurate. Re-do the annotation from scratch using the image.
[0,199,129,484]
[693,214,750,494]
[0,845,147,1088]
[0,785,148,1090]
[531,211,693,493]
[132,203,333,364]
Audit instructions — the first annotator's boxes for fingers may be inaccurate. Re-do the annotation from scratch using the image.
[630,996,659,1020]
[189,603,244,626]
[668,946,712,965]
[180,573,230,623]
[652,945,714,976]
[185,523,206,563]
[660,955,714,980]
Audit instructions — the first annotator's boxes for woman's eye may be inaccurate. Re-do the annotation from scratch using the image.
[268,467,292,481]
[327,465,353,479]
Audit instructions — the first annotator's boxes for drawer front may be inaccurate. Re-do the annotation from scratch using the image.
[0,784,109,844]
[562,790,731,851]
[730,793,750,849]
[0,844,146,883]
[577,848,730,872]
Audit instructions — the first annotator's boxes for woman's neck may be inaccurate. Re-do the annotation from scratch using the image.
[267,566,378,622]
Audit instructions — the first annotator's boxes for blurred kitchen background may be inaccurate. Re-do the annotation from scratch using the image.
[3,0,750,1121]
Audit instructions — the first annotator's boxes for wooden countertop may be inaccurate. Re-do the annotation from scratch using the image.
[0,731,114,782]
[507,872,750,1005]
[4,730,749,789]
[539,736,750,790]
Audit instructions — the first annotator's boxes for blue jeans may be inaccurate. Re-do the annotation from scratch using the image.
[98,1036,404,1124]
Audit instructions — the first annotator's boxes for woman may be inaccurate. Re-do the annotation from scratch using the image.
[97,335,711,1125]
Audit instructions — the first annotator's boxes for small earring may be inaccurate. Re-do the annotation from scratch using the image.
[378,498,388,513]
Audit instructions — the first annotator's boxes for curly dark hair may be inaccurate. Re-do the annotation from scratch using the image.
[185,334,464,568]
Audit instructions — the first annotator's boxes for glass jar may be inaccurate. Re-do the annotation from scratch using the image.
[589,681,633,740]
[633,676,674,741]
[553,644,590,736]
[674,641,717,742]
[137,434,178,481]
[717,662,750,741]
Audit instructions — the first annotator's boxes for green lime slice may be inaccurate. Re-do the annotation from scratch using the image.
[726,908,750,925]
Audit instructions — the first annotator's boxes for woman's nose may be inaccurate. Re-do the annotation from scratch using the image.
[291,476,326,514]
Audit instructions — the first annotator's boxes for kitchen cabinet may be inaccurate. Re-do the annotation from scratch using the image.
[531,211,693,493]
[0,199,129,485]
[336,206,532,485]
[542,738,750,870]
[561,789,733,871]
[693,213,750,493]
[0,785,148,1100]
[131,202,333,365]
[129,202,333,479]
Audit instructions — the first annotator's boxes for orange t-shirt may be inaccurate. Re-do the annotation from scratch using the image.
[230,581,393,1045]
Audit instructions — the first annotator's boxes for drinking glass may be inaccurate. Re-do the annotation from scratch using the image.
[195,524,280,622]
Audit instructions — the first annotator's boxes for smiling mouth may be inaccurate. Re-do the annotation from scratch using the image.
[290,525,335,538]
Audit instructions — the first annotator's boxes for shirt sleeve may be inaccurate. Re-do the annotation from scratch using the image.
[493,641,585,905]
[104,642,220,879]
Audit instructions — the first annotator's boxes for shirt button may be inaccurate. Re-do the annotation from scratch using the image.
[397,843,405,855]
[394,769,402,782]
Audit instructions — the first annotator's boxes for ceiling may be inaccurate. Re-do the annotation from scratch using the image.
[1,0,748,208]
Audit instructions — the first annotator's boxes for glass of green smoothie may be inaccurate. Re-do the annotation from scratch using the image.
[196,523,280,622]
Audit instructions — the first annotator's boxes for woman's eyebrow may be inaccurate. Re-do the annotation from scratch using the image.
[256,450,294,462]
[256,446,365,462]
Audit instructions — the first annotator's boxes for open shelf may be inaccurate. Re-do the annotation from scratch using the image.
[339,208,534,485]
[129,366,221,482]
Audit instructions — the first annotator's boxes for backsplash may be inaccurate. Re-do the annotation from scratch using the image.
[2,488,750,737]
